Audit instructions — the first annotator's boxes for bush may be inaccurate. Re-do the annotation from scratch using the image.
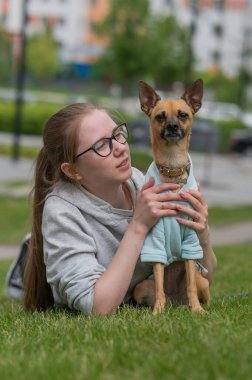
[0,101,60,135]
[213,119,246,152]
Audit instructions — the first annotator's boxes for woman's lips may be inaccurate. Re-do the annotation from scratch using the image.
[117,157,129,168]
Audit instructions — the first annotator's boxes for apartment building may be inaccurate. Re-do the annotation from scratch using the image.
[4,0,109,65]
[154,0,252,77]
[1,0,251,77]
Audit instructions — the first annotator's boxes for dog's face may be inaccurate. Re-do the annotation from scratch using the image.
[138,79,203,148]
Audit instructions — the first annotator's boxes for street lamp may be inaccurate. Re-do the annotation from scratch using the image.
[12,0,29,161]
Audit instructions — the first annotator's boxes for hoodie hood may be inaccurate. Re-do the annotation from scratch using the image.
[45,167,144,230]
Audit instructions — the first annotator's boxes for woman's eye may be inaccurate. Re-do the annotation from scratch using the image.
[155,112,166,122]
[95,140,107,152]
[114,132,121,139]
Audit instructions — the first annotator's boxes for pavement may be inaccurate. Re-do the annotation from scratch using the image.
[0,132,252,259]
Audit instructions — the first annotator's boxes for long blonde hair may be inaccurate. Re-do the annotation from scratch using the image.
[24,103,102,311]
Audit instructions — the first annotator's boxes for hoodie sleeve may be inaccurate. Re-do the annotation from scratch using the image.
[42,196,106,315]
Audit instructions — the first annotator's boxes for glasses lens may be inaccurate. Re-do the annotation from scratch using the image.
[90,124,128,157]
[114,124,128,143]
[93,138,111,157]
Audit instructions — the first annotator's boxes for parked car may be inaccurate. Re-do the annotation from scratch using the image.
[198,101,242,121]
[128,117,219,153]
[229,130,252,155]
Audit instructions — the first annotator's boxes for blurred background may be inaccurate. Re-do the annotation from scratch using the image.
[0,0,252,252]
[1,0,252,151]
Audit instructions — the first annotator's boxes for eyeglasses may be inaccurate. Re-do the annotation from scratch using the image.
[74,123,129,159]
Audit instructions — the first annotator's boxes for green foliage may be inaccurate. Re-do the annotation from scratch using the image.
[213,118,246,152]
[131,149,152,172]
[0,101,59,135]
[194,71,242,104]
[0,28,13,85]
[148,16,190,87]
[26,27,59,81]
[95,0,150,88]
[95,0,189,90]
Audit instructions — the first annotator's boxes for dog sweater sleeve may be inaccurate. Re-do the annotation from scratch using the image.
[140,218,170,265]
[181,227,203,260]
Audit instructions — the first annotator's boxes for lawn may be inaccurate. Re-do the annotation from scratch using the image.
[0,196,32,245]
[0,243,251,380]
[0,189,252,379]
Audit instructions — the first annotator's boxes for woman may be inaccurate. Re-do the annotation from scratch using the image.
[24,103,216,315]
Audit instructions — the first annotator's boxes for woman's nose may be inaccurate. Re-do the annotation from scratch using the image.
[113,139,127,155]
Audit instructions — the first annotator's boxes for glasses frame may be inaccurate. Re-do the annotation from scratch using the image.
[74,123,129,159]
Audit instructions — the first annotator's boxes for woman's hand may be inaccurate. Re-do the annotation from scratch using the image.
[132,177,182,235]
[175,186,210,247]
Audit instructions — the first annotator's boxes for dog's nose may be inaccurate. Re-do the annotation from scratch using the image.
[160,122,185,141]
[168,123,179,133]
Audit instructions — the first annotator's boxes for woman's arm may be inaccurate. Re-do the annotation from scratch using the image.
[92,178,182,315]
[175,188,217,284]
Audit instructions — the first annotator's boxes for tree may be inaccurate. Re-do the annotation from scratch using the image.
[26,27,59,82]
[94,0,190,92]
[0,27,13,85]
[147,15,190,88]
[95,0,150,92]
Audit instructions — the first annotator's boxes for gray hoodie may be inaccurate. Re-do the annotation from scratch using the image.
[42,167,152,315]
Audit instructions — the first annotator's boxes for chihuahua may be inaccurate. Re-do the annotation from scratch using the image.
[135,79,210,314]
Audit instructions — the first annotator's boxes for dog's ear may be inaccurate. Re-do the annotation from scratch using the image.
[138,81,161,116]
[181,78,203,114]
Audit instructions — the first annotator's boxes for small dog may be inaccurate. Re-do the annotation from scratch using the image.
[134,79,210,314]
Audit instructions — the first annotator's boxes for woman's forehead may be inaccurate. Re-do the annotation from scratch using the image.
[78,110,116,141]
[81,110,115,132]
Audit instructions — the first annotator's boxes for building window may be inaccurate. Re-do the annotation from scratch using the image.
[212,50,221,62]
[213,24,223,37]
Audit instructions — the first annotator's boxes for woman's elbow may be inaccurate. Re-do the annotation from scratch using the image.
[92,302,118,316]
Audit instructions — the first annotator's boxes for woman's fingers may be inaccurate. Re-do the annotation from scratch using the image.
[181,189,207,208]
[141,178,181,195]
[140,177,155,193]
[175,200,207,232]
[176,216,203,230]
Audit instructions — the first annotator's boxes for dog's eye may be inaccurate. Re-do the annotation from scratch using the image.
[155,112,166,122]
[178,111,188,121]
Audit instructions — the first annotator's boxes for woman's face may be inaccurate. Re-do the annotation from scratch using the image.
[74,110,132,191]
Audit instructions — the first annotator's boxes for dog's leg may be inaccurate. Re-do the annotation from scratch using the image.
[196,271,210,305]
[133,279,156,307]
[185,260,204,313]
[153,262,166,315]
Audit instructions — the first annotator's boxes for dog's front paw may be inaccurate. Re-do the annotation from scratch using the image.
[190,303,206,314]
[153,297,166,315]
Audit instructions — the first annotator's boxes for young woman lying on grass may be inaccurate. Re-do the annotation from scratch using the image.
[24,103,216,315]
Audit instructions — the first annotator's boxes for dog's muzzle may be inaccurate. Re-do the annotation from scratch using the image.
[160,123,185,141]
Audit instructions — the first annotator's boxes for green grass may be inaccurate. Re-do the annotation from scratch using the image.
[208,205,252,226]
[0,244,251,380]
[0,196,32,244]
